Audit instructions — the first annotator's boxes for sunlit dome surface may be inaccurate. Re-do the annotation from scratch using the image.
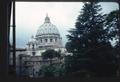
[36,14,60,36]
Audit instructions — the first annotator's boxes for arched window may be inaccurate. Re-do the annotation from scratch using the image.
[45,39,48,42]
[40,39,42,43]
[50,38,53,42]
[32,44,34,49]
[55,38,57,42]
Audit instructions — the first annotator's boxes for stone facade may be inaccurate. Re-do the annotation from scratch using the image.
[26,14,64,56]
[19,55,64,77]
[10,14,68,77]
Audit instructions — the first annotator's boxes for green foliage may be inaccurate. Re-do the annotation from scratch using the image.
[40,63,65,77]
[104,10,120,77]
[66,2,107,53]
[105,10,119,42]
[40,65,55,77]
[41,49,61,59]
[64,55,74,74]
[40,49,66,77]
[65,2,118,77]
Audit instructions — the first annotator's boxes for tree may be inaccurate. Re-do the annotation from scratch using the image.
[42,49,61,59]
[105,10,120,77]
[40,65,55,77]
[40,63,65,77]
[66,2,117,77]
[64,55,74,75]
[105,10,119,46]
[41,49,65,77]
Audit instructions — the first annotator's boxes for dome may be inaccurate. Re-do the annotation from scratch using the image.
[36,14,60,36]
[27,35,36,44]
[26,14,63,51]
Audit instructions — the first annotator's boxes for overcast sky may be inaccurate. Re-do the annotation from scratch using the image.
[10,2,119,48]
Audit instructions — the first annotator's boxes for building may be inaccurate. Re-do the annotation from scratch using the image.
[25,14,65,56]
[10,14,68,77]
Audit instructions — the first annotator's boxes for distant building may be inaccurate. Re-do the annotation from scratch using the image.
[26,14,65,56]
[10,14,69,77]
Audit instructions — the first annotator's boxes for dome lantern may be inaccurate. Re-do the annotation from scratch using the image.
[44,13,50,23]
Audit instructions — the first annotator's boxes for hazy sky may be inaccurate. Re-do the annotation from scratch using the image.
[10,2,119,48]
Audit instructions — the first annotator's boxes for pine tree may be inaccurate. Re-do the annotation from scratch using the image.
[66,2,117,77]
[105,10,120,77]
[105,10,119,45]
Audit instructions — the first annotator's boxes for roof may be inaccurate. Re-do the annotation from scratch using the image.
[10,48,26,51]
[36,14,60,36]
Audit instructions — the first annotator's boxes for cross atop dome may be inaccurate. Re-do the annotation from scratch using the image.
[44,13,50,23]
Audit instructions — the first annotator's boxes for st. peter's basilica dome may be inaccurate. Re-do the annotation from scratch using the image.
[36,14,60,37]
[26,14,63,51]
